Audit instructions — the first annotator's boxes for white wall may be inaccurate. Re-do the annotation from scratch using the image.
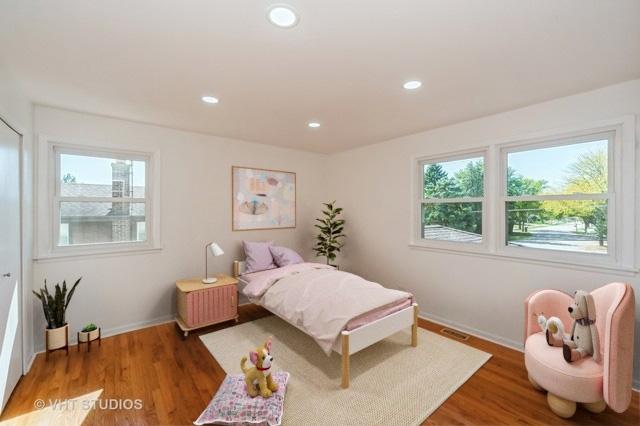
[0,68,35,372]
[32,105,328,351]
[327,79,640,386]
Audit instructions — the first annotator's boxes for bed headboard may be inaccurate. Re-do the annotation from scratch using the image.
[233,260,247,278]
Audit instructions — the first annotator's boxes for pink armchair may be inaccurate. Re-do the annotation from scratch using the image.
[524,282,635,418]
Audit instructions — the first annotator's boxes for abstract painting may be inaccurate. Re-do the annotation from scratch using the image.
[232,166,296,230]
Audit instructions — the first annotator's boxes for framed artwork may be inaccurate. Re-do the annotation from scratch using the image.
[232,166,296,230]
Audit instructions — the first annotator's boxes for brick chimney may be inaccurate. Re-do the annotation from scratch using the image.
[111,160,132,241]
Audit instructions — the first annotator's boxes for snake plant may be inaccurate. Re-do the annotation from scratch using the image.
[32,278,81,329]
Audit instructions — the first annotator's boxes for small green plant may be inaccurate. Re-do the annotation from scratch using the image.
[82,323,97,333]
[32,278,81,329]
[313,201,345,265]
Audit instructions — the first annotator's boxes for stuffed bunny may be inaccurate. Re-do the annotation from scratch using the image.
[563,290,601,363]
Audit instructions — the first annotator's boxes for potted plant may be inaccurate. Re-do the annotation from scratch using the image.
[313,201,345,267]
[33,278,81,356]
[78,323,99,343]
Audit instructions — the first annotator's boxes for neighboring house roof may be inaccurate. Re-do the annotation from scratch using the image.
[423,225,482,243]
[62,182,145,198]
[60,183,145,218]
[60,202,145,218]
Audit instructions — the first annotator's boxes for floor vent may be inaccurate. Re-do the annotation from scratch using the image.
[440,327,470,341]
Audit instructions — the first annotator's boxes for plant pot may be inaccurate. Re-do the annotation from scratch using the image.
[46,324,69,350]
[78,328,100,343]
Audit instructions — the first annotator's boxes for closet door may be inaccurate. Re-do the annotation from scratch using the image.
[0,118,22,414]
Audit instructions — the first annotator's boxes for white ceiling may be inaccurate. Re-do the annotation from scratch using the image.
[1,0,639,154]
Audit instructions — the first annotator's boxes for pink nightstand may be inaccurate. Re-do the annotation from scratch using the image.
[175,274,239,337]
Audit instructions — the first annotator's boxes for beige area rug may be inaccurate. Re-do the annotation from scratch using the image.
[200,316,490,426]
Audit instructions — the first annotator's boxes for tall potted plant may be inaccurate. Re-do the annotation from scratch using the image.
[33,278,81,356]
[313,201,345,266]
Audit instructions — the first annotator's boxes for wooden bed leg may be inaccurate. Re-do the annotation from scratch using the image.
[411,304,418,347]
[341,332,350,389]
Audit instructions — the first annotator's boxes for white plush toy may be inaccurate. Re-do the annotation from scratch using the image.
[535,290,601,363]
[563,290,601,363]
[535,313,567,344]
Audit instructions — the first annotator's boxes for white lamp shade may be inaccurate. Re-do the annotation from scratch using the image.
[209,242,224,257]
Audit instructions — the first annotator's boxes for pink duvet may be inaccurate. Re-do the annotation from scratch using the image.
[240,263,413,354]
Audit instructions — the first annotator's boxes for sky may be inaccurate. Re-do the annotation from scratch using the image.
[507,139,607,189]
[429,139,607,190]
[61,154,146,187]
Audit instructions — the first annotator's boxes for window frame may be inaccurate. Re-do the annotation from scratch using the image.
[52,145,152,252]
[497,131,616,265]
[36,136,162,261]
[413,148,489,251]
[409,116,636,274]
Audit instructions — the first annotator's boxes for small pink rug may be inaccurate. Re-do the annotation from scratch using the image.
[194,372,289,426]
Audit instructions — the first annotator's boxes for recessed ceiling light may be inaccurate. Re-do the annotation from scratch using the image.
[201,96,219,104]
[268,5,298,28]
[308,122,320,128]
[403,80,422,90]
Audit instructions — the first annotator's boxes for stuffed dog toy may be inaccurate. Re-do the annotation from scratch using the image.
[540,290,601,363]
[563,290,601,363]
[240,337,279,398]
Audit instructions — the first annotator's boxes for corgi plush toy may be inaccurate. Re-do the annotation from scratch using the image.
[540,290,601,363]
[240,337,279,398]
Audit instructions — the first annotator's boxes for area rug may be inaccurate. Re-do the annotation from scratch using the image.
[200,316,491,426]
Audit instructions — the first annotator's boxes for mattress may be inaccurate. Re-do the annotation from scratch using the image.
[344,297,413,331]
[238,268,413,332]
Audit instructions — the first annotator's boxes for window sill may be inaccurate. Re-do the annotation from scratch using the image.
[408,242,638,276]
[34,245,163,263]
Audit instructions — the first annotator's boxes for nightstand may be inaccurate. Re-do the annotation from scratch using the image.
[175,274,239,337]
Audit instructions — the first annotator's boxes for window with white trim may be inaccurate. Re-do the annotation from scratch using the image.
[54,147,150,248]
[502,132,613,256]
[412,117,636,272]
[418,153,486,244]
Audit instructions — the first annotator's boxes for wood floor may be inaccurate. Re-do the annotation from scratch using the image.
[2,304,638,425]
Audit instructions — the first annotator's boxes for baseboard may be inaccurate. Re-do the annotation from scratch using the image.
[33,314,176,353]
[420,311,640,392]
[419,311,524,352]
[24,352,36,374]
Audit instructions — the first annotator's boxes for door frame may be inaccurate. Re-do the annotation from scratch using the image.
[0,114,25,378]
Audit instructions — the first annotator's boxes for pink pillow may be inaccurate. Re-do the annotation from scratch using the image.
[243,241,277,273]
[269,246,304,267]
[194,373,289,426]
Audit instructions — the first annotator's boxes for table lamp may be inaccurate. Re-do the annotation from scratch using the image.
[203,242,224,284]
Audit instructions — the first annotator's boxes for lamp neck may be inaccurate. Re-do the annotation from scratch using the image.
[205,241,214,279]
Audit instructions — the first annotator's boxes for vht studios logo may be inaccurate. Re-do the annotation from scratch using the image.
[34,398,143,411]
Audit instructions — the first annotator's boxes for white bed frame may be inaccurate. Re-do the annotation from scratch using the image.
[233,260,418,389]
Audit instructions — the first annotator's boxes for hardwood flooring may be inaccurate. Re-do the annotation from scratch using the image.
[1,304,637,425]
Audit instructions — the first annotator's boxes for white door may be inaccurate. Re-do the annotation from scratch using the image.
[0,118,22,414]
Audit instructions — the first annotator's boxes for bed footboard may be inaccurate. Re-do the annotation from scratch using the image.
[339,303,418,389]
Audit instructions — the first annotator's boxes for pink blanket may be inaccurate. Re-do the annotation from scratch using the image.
[241,263,413,354]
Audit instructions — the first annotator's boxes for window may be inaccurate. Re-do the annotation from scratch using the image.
[54,148,150,248]
[136,221,147,241]
[411,117,636,272]
[419,153,485,244]
[503,133,612,256]
[59,223,70,246]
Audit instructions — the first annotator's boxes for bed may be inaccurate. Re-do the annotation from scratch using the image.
[233,260,418,389]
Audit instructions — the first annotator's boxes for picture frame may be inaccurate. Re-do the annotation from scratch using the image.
[231,166,296,231]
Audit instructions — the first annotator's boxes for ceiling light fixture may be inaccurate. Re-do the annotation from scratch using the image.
[308,122,320,128]
[403,80,422,90]
[201,96,219,104]
[268,5,298,28]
